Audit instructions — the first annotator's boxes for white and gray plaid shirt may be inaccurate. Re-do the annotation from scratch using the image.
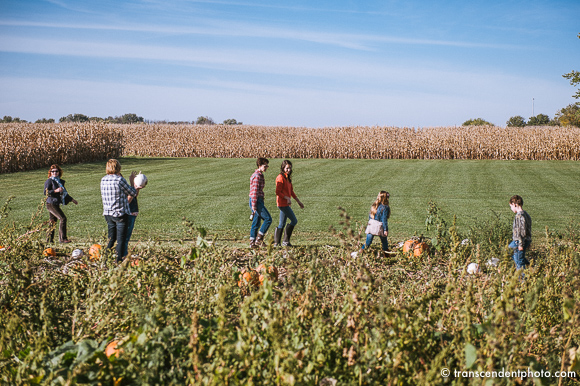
[100,174,137,217]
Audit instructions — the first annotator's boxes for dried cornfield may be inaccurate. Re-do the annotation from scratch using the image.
[1,123,123,174]
[2,123,580,173]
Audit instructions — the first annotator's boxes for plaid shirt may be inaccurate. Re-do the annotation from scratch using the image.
[249,169,265,211]
[100,174,137,217]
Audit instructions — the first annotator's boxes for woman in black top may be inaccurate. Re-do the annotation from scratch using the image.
[44,164,78,243]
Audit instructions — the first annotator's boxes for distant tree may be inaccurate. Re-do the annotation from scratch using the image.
[90,117,105,122]
[562,33,580,100]
[527,114,550,126]
[2,116,27,123]
[462,118,493,126]
[506,116,526,127]
[59,113,89,123]
[35,118,55,123]
[223,118,242,125]
[555,103,580,127]
[119,113,144,124]
[196,116,215,125]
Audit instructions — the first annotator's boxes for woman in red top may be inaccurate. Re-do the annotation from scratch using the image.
[274,160,304,246]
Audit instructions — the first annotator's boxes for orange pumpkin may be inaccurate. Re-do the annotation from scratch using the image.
[413,241,429,256]
[105,340,123,358]
[255,264,279,284]
[43,247,57,257]
[89,244,102,261]
[402,240,429,257]
[238,270,260,287]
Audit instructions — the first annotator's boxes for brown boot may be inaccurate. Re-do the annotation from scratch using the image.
[255,232,265,247]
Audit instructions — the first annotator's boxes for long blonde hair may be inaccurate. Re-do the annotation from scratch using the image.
[370,191,390,219]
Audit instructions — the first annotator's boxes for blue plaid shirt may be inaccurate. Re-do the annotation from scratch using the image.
[100,174,137,217]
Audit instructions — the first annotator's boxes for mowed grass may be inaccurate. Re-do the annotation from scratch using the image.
[1,157,579,247]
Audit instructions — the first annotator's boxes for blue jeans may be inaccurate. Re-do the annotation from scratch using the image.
[249,197,272,239]
[278,206,298,228]
[509,239,530,269]
[122,214,137,257]
[362,233,389,251]
[105,214,128,262]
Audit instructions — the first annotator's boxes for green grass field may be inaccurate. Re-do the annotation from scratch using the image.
[2,157,579,246]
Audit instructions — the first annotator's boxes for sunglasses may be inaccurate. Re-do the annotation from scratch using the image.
[51,170,59,173]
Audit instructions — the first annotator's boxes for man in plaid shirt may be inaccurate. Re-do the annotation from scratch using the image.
[101,159,139,262]
[249,158,272,247]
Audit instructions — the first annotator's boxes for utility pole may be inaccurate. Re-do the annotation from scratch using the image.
[532,98,535,117]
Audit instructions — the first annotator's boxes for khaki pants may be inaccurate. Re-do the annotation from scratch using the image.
[47,203,67,242]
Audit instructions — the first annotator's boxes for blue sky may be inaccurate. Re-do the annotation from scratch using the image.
[0,0,579,127]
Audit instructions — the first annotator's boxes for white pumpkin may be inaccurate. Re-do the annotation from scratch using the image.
[134,172,148,188]
[467,263,480,274]
[71,249,84,258]
[486,258,500,267]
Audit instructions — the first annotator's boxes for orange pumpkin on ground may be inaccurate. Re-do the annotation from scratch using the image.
[89,244,102,261]
[255,264,279,284]
[402,240,429,257]
[237,270,260,287]
[105,340,123,358]
[43,247,57,257]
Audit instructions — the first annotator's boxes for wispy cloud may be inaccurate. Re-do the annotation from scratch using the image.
[0,19,519,51]
[146,0,395,16]
[0,34,497,85]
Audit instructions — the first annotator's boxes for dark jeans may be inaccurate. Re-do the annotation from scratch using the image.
[509,239,531,269]
[122,214,137,257]
[105,214,128,262]
[46,203,67,242]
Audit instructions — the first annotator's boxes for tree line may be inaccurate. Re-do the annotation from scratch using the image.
[0,114,243,125]
[462,105,579,128]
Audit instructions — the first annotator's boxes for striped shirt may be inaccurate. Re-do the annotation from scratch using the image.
[249,169,265,211]
[100,174,137,217]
